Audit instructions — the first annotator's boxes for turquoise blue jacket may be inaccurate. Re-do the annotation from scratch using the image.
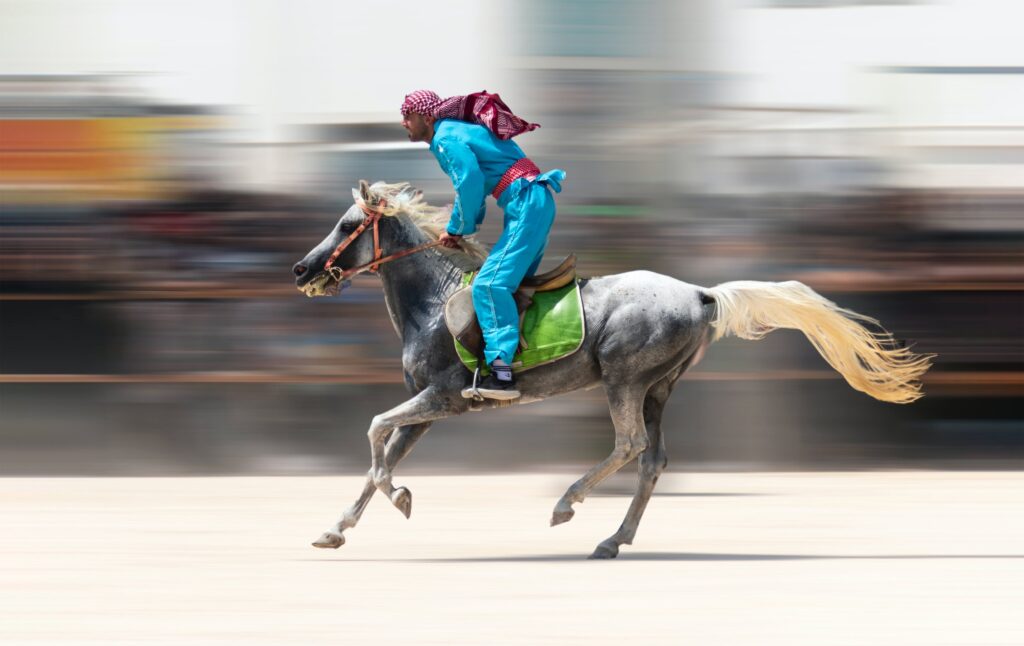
[429,118,566,365]
[429,119,534,236]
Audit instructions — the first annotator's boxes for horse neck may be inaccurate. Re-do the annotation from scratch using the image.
[377,217,464,341]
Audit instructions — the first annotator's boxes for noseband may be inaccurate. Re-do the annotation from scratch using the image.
[323,199,443,280]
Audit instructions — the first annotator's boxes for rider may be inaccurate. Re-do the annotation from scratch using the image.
[400,90,565,400]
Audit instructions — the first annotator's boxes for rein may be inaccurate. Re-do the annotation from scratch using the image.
[323,199,444,280]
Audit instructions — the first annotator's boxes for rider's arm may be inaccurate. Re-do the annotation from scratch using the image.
[434,137,485,236]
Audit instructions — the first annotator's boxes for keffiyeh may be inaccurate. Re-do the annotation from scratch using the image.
[401,90,540,140]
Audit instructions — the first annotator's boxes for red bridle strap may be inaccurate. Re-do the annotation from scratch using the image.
[322,199,445,280]
[323,205,379,271]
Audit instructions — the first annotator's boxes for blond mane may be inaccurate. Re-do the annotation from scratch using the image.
[355,180,489,268]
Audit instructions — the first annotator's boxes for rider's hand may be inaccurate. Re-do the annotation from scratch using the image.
[439,232,463,249]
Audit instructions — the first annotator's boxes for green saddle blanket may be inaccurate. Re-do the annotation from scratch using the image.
[454,273,585,374]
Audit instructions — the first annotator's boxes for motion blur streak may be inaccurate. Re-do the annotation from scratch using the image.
[0,0,1020,476]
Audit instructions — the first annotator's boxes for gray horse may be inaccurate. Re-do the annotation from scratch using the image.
[292,181,931,559]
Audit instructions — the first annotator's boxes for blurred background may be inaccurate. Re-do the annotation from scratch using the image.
[0,0,1020,475]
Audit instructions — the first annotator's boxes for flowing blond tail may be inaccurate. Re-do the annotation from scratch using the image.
[707,281,933,404]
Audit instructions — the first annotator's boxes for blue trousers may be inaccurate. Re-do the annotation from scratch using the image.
[473,171,564,365]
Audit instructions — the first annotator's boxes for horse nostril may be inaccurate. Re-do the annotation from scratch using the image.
[293,263,308,277]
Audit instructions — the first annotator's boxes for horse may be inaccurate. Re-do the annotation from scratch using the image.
[292,180,932,559]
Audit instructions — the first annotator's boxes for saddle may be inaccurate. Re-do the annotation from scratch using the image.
[444,254,577,362]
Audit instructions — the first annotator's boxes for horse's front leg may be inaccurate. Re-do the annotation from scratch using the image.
[312,422,430,549]
[366,389,450,514]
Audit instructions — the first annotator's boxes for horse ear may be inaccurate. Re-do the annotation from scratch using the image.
[358,180,371,204]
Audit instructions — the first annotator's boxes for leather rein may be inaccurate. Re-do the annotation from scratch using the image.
[323,198,444,280]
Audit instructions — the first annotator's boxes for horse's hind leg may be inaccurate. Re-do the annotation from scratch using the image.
[312,422,430,549]
[551,384,649,527]
[590,378,671,559]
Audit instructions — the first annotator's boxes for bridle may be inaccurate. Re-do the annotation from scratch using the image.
[323,198,444,280]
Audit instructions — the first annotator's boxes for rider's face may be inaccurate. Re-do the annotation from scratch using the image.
[402,111,435,143]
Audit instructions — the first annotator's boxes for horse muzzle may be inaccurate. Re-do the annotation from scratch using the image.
[297,268,351,298]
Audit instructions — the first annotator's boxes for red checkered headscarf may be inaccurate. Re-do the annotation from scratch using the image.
[401,90,540,140]
[401,90,444,118]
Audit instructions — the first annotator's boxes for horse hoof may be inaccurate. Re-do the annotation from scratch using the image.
[312,532,345,549]
[391,487,412,519]
[588,541,619,559]
[550,508,575,527]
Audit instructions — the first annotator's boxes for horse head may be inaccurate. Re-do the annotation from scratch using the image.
[292,180,406,297]
[294,180,487,297]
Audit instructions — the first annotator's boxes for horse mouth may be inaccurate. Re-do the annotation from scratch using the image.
[297,269,349,298]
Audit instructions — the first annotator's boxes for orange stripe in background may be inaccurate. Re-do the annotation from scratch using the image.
[0,120,106,151]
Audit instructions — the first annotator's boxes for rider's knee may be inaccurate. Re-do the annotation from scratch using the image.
[472,278,512,301]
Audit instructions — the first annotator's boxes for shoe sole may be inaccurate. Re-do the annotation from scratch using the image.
[461,387,521,401]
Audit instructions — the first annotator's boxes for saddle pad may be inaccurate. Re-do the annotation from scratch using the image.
[453,273,585,374]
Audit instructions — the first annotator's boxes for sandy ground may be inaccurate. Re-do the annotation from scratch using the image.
[1,472,1022,645]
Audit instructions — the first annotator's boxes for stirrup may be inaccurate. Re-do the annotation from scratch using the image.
[461,366,485,401]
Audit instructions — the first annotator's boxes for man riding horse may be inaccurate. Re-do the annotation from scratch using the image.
[400,90,565,400]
